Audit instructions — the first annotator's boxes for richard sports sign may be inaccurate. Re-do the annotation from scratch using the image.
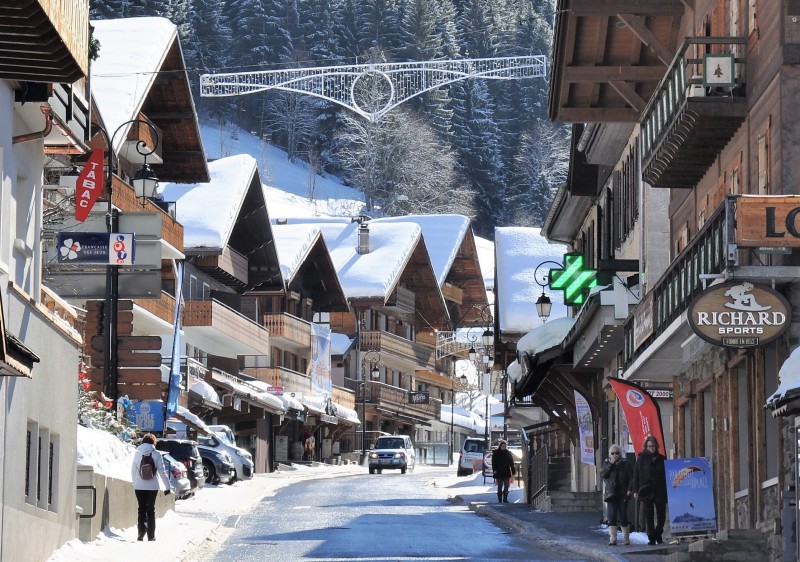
[688,281,790,347]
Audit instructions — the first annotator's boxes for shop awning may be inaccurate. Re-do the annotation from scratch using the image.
[174,405,215,435]
[767,345,800,416]
[188,380,222,410]
[209,370,286,414]
[332,402,361,425]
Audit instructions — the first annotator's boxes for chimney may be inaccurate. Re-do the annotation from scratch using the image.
[357,222,370,254]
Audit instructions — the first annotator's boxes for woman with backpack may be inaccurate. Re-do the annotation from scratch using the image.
[131,433,172,541]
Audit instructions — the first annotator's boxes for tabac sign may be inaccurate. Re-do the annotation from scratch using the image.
[688,281,790,347]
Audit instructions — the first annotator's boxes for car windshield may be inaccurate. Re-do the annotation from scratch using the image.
[465,441,483,453]
[197,434,219,447]
[376,438,404,449]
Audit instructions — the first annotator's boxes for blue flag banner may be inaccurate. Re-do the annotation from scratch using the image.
[165,261,184,419]
[664,457,717,535]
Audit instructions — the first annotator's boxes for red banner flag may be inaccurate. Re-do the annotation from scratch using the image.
[608,378,665,456]
[74,149,106,222]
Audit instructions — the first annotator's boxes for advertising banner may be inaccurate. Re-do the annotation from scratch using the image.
[165,261,183,419]
[74,149,105,222]
[665,457,717,535]
[56,232,135,265]
[608,378,665,455]
[310,323,332,398]
[127,400,164,432]
[574,390,595,465]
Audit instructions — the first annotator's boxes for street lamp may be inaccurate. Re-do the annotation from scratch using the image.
[90,119,160,407]
[533,260,562,323]
[360,349,381,464]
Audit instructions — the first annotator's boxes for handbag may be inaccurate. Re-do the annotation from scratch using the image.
[603,479,618,502]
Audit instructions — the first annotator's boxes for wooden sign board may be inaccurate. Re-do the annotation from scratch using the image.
[89,350,163,368]
[736,196,800,247]
[88,368,163,384]
[91,335,162,352]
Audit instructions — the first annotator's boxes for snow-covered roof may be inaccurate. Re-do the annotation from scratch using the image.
[495,227,568,334]
[91,18,176,154]
[440,403,484,431]
[272,223,323,285]
[376,215,471,287]
[161,154,257,249]
[768,346,800,407]
[314,220,424,300]
[517,317,575,358]
[189,380,222,407]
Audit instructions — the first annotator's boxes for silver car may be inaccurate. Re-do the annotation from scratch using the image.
[161,452,192,499]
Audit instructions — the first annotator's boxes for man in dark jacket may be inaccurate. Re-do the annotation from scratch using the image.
[491,439,516,503]
[631,435,668,545]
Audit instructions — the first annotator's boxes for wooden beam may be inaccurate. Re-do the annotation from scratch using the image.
[555,107,641,122]
[618,14,674,65]
[590,16,610,106]
[609,80,646,111]
[569,0,684,16]
[680,0,694,10]
[563,65,666,82]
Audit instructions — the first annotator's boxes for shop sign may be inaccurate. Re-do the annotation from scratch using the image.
[56,231,135,265]
[736,195,800,247]
[319,413,338,424]
[408,391,429,404]
[633,292,654,350]
[688,281,790,347]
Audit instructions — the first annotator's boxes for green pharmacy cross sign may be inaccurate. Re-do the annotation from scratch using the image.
[549,253,597,306]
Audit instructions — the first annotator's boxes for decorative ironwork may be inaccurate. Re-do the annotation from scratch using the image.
[200,56,548,122]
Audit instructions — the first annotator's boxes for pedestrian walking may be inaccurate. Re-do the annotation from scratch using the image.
[491,439,516,503]
[600,444,632,545]
[631,435,668,545]
[131,433,172,542]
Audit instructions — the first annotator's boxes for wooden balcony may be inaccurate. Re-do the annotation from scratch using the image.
[195,246,248,288]
[111,174,183,251]
[183,299,269,357]
[359,330,435,371]
[263,313,311,353]
[134,291,176,325]
[641,37,747,189]
[0,0,89,82]
[245,366,310,393]
[342,378,440,422]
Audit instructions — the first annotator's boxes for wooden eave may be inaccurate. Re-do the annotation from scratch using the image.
[286,236,349,313]
[0,0,89,83]
[142,40,209,183]
[443,229,489,328]
[549,0,684,123]
[394,242,449,332]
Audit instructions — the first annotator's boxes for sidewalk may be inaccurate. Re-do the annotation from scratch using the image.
[431,471,686,562]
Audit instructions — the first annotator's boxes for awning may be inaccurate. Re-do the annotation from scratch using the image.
[188,380,222,410]
[301,394,327,415]
[767,345,800,416]
[209,370,286,414]
[174,405,215,435]
[332,402,361,425]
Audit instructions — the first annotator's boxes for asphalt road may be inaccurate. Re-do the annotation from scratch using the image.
[205,467,593,561]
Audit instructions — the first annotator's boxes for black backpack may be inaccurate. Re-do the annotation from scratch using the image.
[139,452,157,480]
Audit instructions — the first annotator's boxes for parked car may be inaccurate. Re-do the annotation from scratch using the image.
[457,437,486,477]
[196,443,235,485]
[198,430,254,482]
[368,435,415,474]
[161,452,193,499]
[156,438,206,490]
[208,424,235,446]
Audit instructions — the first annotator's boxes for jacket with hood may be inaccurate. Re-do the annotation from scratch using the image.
[131,442,171,491]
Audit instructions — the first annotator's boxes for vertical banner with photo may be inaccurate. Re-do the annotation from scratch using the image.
[574,390,595,465]
[665,457,717,535]
[309,323,332,399]
[608,378,665,456]
[165,261,184,419]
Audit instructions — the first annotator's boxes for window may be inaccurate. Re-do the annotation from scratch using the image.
[737,364,749,492]
[703,390,713,457]
[25,422,58,511]
[757,131,769,194]
[748,0,757,36]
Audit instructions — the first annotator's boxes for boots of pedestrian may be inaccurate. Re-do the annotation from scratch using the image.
[608,526,618,545]
[502,492,508,503]
[497,492,503,503]
[621,526,630,545]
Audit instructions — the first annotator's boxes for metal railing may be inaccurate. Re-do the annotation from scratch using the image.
[528,445,549,508]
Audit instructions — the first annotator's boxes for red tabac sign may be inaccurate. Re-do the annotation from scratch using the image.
[688,281,790,347]
[74,149,105,222]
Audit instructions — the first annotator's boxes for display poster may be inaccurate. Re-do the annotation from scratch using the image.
[665,457,717,535]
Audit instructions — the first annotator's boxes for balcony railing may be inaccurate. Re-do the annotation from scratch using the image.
[263,313,312,350]
[641,37,747,189]
[244,366,310,393]
[183,298,269,355]
[343,378,441,421]
[624,202,728,366]
[135,291,176,324]
[359,330,435,371]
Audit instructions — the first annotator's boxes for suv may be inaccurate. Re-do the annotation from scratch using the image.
[156,438,206,490]
[457,437,485,477]
[368,435,415,474]
[197,431,254,482]
[196,444,235,485]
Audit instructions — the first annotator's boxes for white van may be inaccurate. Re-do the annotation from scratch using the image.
[457,437,485,476]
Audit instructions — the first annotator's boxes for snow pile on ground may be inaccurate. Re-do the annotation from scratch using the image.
[77,425,135,482]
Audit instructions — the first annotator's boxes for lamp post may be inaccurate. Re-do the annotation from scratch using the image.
[91,119,160,407]
[360,349,381,464]
[450,362,469,465]
[533,260,562,323]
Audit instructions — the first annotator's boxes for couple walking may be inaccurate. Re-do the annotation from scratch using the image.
[600,435,667,546]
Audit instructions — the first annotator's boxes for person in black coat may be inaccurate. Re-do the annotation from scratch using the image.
[491,439,516,503]
[600,444,632,545]
[631,435,668,545]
